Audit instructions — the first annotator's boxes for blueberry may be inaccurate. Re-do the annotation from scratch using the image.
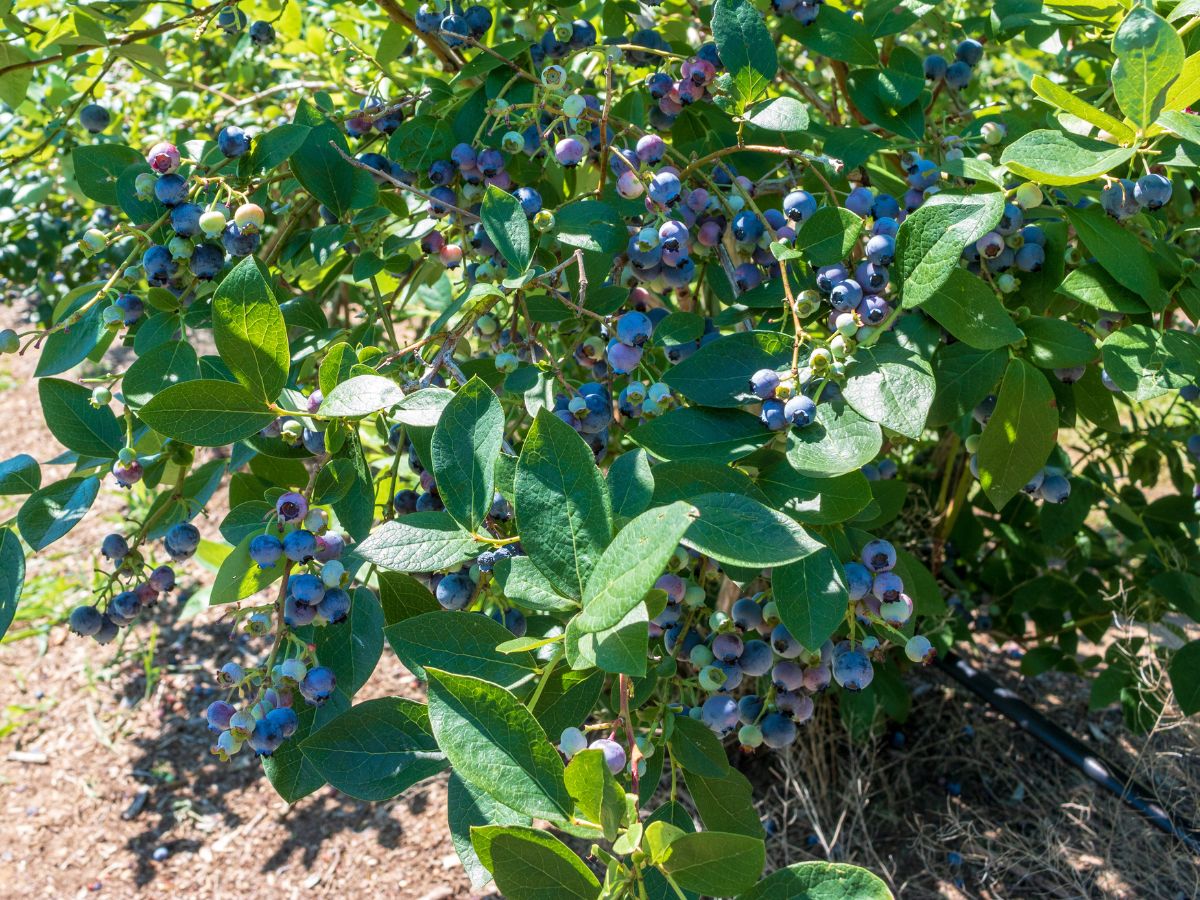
[742,638,778,677]
[142,244,177,285]
[830,278,863,311]
[283,529,318,563]
[861,538,896,572]
[164,523,201,561]
[1038,473,1071,503]
[317,587,352,624]
[101,533,129,561]
[559,726,587,758]
[906,634,935,663]
[955,38,984,67]
[700,695,738,734]
[290,573,325,605]
[221,223,260,257]
[69,605,104,637]
[784,395,816,428]
[393,489,419,515]
[249,533,283,568]
[189,243,225,280]
[772,660,805,691]
[845,186,874,218]
[731,597,764,631]
[115,292,144,326]
[299,666,337,705]
[737,694,764,725]
[832,644,874,690]
[1134,173,1172,210]
[760,398,786,431]
[945,60,972,89]
[865,233,895,266]
[771,623,803,658]
[109,590,141,624]
[513,186,542,218]
[760,712,797,748]
[145,141,180,175]
[464,5,493,37]
[217,6,247,34]
[783,190,818,223]
[148,565,175,592]
[217,125,251,158]
[712,632,744,663]
[648,171,681,205]
[247,716,285,756]
[590,737,627,773]
[732,210,764,243]
[79,103,111,134]
[283,595,317,627]
[1014,243,1045,272]
[206,700,236,732]
[435,571,474,610]
[776,690,814,723]
[266,705,299,739]
[249,20,275,46]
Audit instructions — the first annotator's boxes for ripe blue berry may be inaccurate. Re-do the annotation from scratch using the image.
[760,712,797,748]
[249,533,283,568]
[700,695,738,734]
[79,103,111,134]
[206,700,235,732]
[317,587,352,624]
[299,666,337,706]
[164,522,201,561]
[861,539,897,572]
[1134,173,1172,210]
[154,173,188,207]
[436,571,474,610]
[282,529,318,563]
[591,738,627,773]
[69,605,104,636]
[784,395,816,429]
[249,21,275,46]
[739,640,774,676]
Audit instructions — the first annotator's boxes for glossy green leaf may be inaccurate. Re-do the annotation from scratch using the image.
[17,476,99,551]
[139,380,276,446]
[632,407,771,464]
[515,409,612,600]
[1111,6,1183,129]
[299,697,446,801]
[1000,129,1136,185]
[481,184,532,273]
[660,831,765,896]
[896,191,1005,309]
[773,546,850,649]
[432,376,504,531]
[38,378,123,458]
[426,669,571,822]
[684,492,820,567]
[842,339,935,439]
[740,861,894,899]
[211,256,290,401]
[0,528,25,641]
[319,374,405,417]
[786,395,883,478]
[470,826,599,899]
[355,512,480,573]
[917,268,1022,350]
[664,331,792,408]
[385,609,538,688]
[448,774,530,890]
[606,448,654,522]
[977,358,1059,509]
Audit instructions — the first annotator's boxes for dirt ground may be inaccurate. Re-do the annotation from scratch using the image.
[0,300,1198,899]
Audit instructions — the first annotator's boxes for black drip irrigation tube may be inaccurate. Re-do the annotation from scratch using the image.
[935,651,1200,855]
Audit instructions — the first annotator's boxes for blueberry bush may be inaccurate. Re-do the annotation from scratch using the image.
[3,0,1200,894]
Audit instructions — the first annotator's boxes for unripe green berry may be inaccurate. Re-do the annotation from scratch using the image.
[199,210,227,237]
[91,386,112,407]
[689,644,714,668]
[698,664,726,692]
[738,724,763,748]
[0,329,18,354]
[1015,183,1042,209]
[81,229,107,255]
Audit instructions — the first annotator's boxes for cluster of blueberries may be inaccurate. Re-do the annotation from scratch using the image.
[548,539,934,766]
[209,492,352,757]
[641,44,724,131]
[67,524,197,643]
[769,0,825,26]
[206,659,337,758]
[1099,173,1174,220]
[80,131,264,290]
[923,38,986,91]
[414,1,494,46]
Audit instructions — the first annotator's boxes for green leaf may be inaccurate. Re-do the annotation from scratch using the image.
[774,547,850,649]
[470,826,600,900]
[448,774,530,890]
[121,340,200,410]
[530,668,605,738]
[516,409,612,601]
[1170,640,1200,716]
[918,268,1023,350]
[795,206,865,267]
[681,767,763,838]
[663,331,792,408]
[319,374,405,417]
[1111,5,1183,129]
[0,528,25,641]
[312,458,358,504]
[35,301,105,377]
[999,129,1137,185]
[896,191,1006,309]
[575,502,696,633]
[756,459,872,525]
[668,715,731,778]
[565,602,649,676]
[37,378,122,458]
[1063,206,1165,309]
[249,123,310,172]
[786,395,883,478]
[649,459,761,506]
[211,257,290,401]
[0,454,41,496]
[299,697,446,801]
[788,6,878,67]
[660,831,765,896]
[712,0,778,107]
[977,358,1059,509]
[0,44,32,109]
[431,377,504,532]
[1021,317,1096,369]
[426,669,571,822]
[481,184,532,273]
[355,512,480,573]
[494,555,578,613]
[385,610,538,688]
[928,343,1008,427]
[606,449,654,522]
[740,861,894,899]
[564,749,625,841]
[684,492,819,567]
[1030,76,1136,144]
[1100,324,1189,399]
[72,144,142,205]
[842,338,935,439]
[745,95,809,131]
[139,380,276,447]
[632,407,771,464]
[378,571,440,624]
[394,386,455,426]
[553,200,627,254]
[290,119,377,217]
[17,476,99,551]
[211,532,284,604]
